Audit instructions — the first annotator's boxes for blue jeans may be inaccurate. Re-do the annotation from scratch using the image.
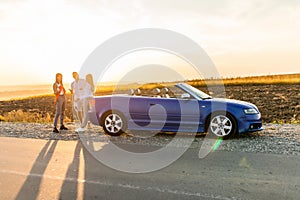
[80,97,92,128]
[54,95,66,127]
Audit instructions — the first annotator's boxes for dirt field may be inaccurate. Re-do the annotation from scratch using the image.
[199,84,300,123]
[0,84,299,123]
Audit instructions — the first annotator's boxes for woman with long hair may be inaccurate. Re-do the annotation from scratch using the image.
[53,73,68,133]
[85,74,95,93]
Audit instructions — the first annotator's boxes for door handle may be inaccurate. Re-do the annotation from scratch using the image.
[150,103,156,106]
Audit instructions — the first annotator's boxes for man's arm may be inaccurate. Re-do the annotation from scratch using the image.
[69,82,74,94]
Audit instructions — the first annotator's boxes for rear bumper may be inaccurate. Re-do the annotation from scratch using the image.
[88,111,99,125]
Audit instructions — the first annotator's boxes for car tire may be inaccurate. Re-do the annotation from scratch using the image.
[207,112,237,139]
[102,111,127,136]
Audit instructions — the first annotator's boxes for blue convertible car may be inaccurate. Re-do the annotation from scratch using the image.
[88,83,262,139]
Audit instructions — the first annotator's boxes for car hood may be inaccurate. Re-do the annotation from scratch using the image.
[207,98,258,109]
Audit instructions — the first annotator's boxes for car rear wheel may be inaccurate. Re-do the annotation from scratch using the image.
[208,113,237,139]
[102,111,126,136]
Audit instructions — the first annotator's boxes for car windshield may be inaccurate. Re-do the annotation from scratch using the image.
[178,83,212,100]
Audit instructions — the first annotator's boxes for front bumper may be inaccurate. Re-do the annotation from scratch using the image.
[238,113,263,133]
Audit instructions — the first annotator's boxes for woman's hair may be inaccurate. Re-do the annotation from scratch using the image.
[86,74,95,92]
[55,73,63,84]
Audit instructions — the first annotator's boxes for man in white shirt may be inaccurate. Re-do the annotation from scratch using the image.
[71,72,87,124]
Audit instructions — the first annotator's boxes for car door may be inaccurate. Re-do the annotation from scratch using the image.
[128,96,181,131]
[128,95,203,132]
[175,98,203,132]
[149,97,203,132]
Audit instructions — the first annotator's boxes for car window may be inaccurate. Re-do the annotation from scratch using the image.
[179,83,212,99]
[166,85,195,99]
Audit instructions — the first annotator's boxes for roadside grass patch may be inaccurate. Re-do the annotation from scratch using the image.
[0,115,5,121]
[2,109,71,123]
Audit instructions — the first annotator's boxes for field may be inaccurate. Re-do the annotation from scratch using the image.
[0,74,299,124]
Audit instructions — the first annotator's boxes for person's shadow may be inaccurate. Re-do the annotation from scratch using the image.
[59,136,109,200]
[15,140,58,200]
[58,141,82,200]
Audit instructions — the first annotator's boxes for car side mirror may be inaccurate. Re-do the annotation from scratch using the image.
[181,93,191,99]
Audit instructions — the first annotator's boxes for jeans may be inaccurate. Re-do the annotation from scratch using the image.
[81,97,91,128]
[54,95,66,127]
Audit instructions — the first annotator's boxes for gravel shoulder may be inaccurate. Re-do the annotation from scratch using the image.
[0,122,299,156]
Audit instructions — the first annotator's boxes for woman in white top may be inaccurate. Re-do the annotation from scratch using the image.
[76,74,94,132]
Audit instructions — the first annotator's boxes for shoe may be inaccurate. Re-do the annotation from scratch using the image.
[60,125,68,130]
[53,127,59,133]
[75,127,85,132]
[87,122,91,129]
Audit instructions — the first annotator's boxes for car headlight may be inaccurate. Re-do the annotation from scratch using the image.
[243,108,258,114]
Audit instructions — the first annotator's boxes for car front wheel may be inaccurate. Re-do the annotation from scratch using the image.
[208,113,237,139]
[102,111,126,136]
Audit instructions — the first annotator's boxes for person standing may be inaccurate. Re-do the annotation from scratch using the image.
[53,73,68,133]
[71,72,86,125]
[76,74,95,132]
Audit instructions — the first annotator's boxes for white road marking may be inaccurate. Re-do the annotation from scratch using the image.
[0,169,235,200]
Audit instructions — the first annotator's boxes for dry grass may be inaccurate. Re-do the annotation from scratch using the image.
[0,109,71,123]
[188,73,300,87]
[272,119,300,124]
[0,115,5,121]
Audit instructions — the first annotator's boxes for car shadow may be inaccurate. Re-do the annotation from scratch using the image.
[233,131,263,139]
[154,131,262,140]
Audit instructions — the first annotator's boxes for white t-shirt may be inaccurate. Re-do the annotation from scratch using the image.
[83,83,94,98]
[71,79,94,99]
[71,79,87,100]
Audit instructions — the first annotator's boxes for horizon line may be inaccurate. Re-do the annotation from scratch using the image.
[0,72,299,87]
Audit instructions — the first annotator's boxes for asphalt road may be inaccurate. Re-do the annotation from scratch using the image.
[0,137,299,200]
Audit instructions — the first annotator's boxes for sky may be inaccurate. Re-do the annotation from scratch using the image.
[0,0,299,85]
